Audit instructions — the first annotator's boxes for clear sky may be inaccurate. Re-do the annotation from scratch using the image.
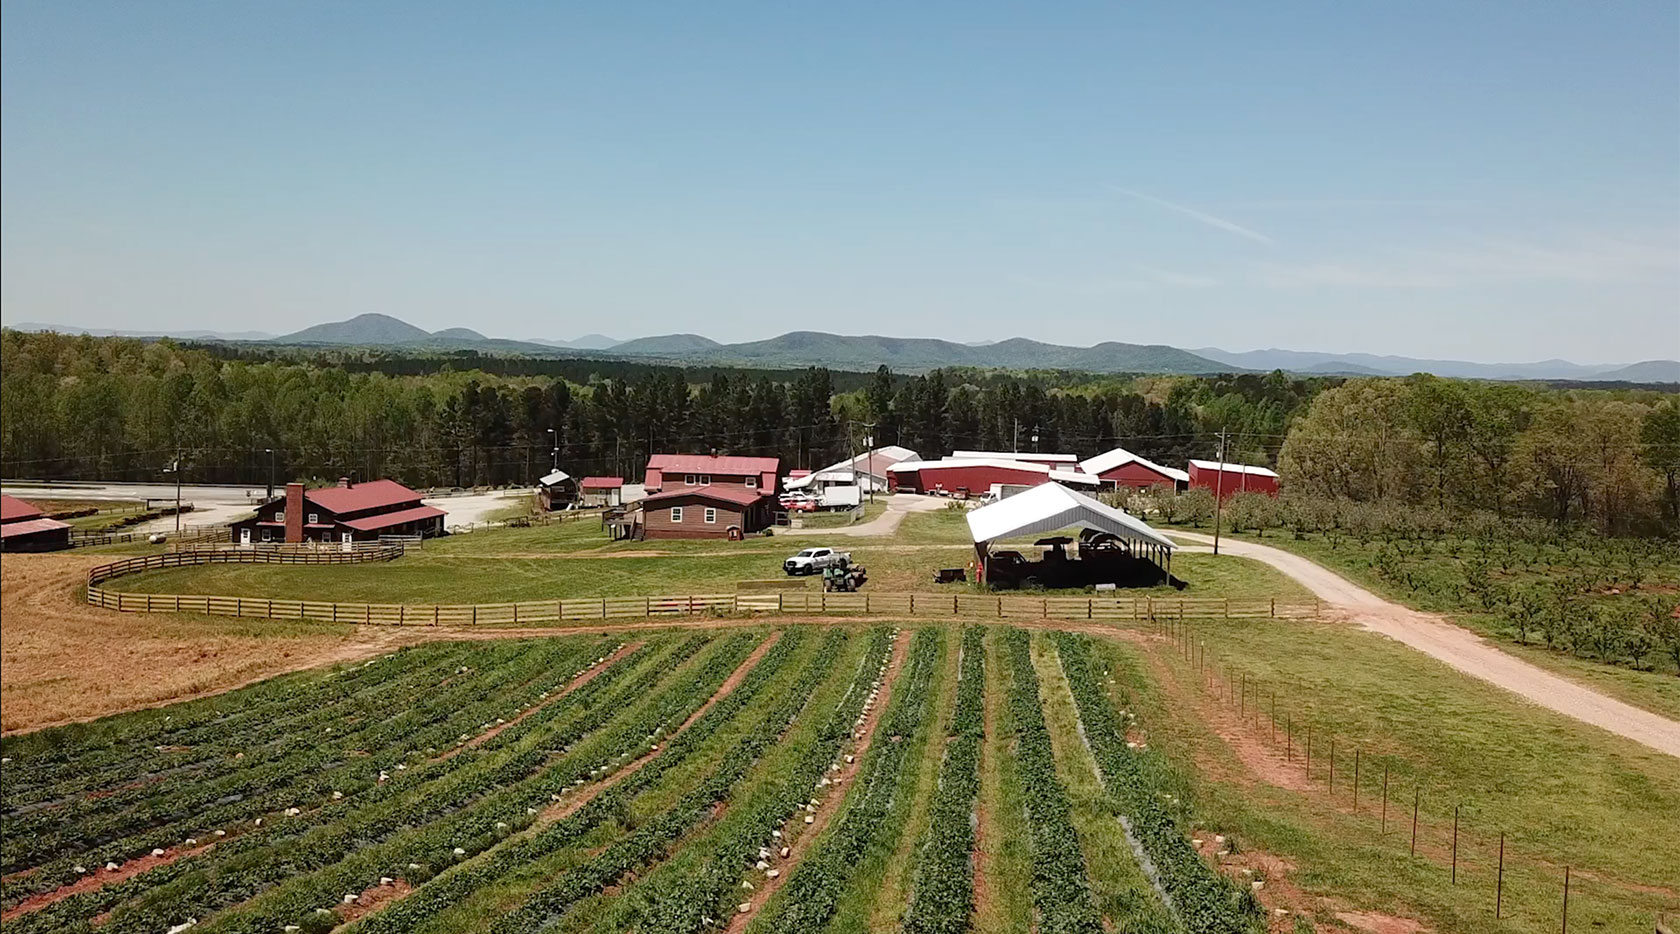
[3,1,1677,362]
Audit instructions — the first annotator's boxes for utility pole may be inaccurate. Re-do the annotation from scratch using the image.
[1012,417,1019,453]
[546,428,558,471]
[863,421,877,504]
[1211,429,1228,556]
[166,447,183,533]
[265,448,275,502]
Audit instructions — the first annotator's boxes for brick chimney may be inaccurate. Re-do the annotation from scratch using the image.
[338,476,352,489]
[285,483,305,544]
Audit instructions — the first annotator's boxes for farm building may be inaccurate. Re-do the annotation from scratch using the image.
[1079,447,1191,491]
[886,456,1100,497]
[634,485,777,540]
[951,450,1080,468]
[537,470,579,511]
[579,476,624,508]
[964,482,1177,589]
[783,445,919,500]
[1187,459,1280,499]
[0,494,72,552]
[644,453,780,496]
[230,479,446,545]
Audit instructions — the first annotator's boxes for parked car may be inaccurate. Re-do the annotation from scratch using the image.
[783,547,852,576]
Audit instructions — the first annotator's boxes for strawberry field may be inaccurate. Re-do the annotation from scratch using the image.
[0,623,1277,934]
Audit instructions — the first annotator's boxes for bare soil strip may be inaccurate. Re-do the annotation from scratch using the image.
[1,840,216,921]
[723,628,912,933]
[1170,531,1680,758]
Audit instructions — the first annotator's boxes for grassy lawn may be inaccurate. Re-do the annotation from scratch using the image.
[792,501,887,529]
[1092,616,1680,934]
[1163,525,1680,722]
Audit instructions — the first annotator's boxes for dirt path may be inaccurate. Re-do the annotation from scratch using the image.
[1170,531,1680,759]
[724,628,911,933]
[779,494,949,538]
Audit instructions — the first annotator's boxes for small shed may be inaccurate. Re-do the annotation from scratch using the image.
[964,482,1176,588]
[579,476,625,508]
[538,470,580,511]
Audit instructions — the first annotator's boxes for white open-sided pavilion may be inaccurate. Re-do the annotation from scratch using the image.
[963,481,1176,583]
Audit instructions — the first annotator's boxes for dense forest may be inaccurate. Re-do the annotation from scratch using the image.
[3,330,1676,533]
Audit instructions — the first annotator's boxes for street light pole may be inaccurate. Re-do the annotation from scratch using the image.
[1212,429,1228,556]
[265,448,275,502]
[546,428,558,471]
[169,447,183,533]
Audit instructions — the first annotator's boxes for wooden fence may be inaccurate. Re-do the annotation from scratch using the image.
[84,549,1319,625]
[70,524,224,548]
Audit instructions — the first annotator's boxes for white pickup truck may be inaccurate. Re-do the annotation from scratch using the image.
[783,547,853,576]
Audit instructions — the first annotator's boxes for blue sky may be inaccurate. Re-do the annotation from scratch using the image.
[3,1,1677,362]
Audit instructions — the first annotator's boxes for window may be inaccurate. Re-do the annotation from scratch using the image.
[744,476,757,489]
[274,511,284,522]
[685,474,697,486]
[704,507,717,524]
[261,528,273,542]
[670,506,684,523]
[308,513,319,524]
[700,474,711,485]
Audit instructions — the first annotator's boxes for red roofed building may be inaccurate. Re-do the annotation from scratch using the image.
[0,494,72,552]
[636,484,776,540]
[644,454,780,497]
[579,476,625,508]
[1187,459,1280,499]
[231,478,446,545]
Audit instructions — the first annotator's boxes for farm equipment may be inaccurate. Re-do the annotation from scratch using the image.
[932,567,967,584]
[822,559,869,592]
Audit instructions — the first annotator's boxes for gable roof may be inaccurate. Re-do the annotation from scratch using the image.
[580,476,625,488]
[951,450,1080,463]
[784,446,921,489]
[647,453,780,476]
[1,494,45,523]
[965,481,1175,550]
[0,516,71,538]
[339,504,447,532]
[1188,459,1279,478]
[640,485,771,507]
[1080,447,1190,483]
[887,457,1100,486]
[305,479,427,514]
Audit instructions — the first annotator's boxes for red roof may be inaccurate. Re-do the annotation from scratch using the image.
[339,505,447,532]
[580,476,625,489]
[640,486,771,507]
[788,469,812,478]
[1,494,45,523]
[0,516,71,538]
[647,453,779,477]
[306,480,426,514]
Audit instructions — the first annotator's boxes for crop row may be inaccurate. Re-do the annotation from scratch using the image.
[754,627,943,932]
[1002,628,1105,934]
[483,627,861,933]
[1,640,492,813]
[348,628,810,933]
[1049,632,1260,934]
[4,636,610,886]
[5,633,712,934]
[902,626,986,934]
[586,627,893,933]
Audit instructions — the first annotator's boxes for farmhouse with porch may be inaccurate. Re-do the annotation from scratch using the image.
[231,479,446,545]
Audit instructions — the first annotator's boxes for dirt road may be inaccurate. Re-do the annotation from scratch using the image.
[780,493,950,538]
[1169,531,1680,758]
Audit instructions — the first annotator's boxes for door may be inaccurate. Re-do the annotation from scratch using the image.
[239,528,251,546]
[341,531,354,552]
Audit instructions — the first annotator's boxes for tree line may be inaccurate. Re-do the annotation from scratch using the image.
[3,330,1675,534]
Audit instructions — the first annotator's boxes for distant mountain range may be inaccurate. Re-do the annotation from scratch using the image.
[8,314,1675,382]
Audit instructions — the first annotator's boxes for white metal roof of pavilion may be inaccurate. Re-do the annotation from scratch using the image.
[538,470,573,487]
[964,481,1175,550]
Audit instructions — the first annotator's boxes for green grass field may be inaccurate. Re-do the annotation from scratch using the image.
[1099,614,1680,933]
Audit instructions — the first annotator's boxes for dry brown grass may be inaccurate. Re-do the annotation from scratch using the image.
[1,553,417,735]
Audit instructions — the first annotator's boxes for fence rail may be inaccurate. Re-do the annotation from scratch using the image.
[84,550,1318,624]
[70,524,224,548]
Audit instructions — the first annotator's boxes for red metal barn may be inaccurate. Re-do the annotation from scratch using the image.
[886,457,1100,496]
[1187,459,1280,499]
[1078,448,1190,492]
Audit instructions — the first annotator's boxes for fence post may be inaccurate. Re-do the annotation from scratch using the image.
[1410,787,1420,856]
[1451,805,1459,883]
[1271,597,1276,617]
[1382,765,1389,832]
[1562,866,1569,934]
[1353,750,1360,810]
[865,594,870,613]
[434,604,439,625]
[472,605,477,625]
[513,603,518,624]
[1496,834,1505,918]
[909,593,915,614]
[1224,597,1229,618]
